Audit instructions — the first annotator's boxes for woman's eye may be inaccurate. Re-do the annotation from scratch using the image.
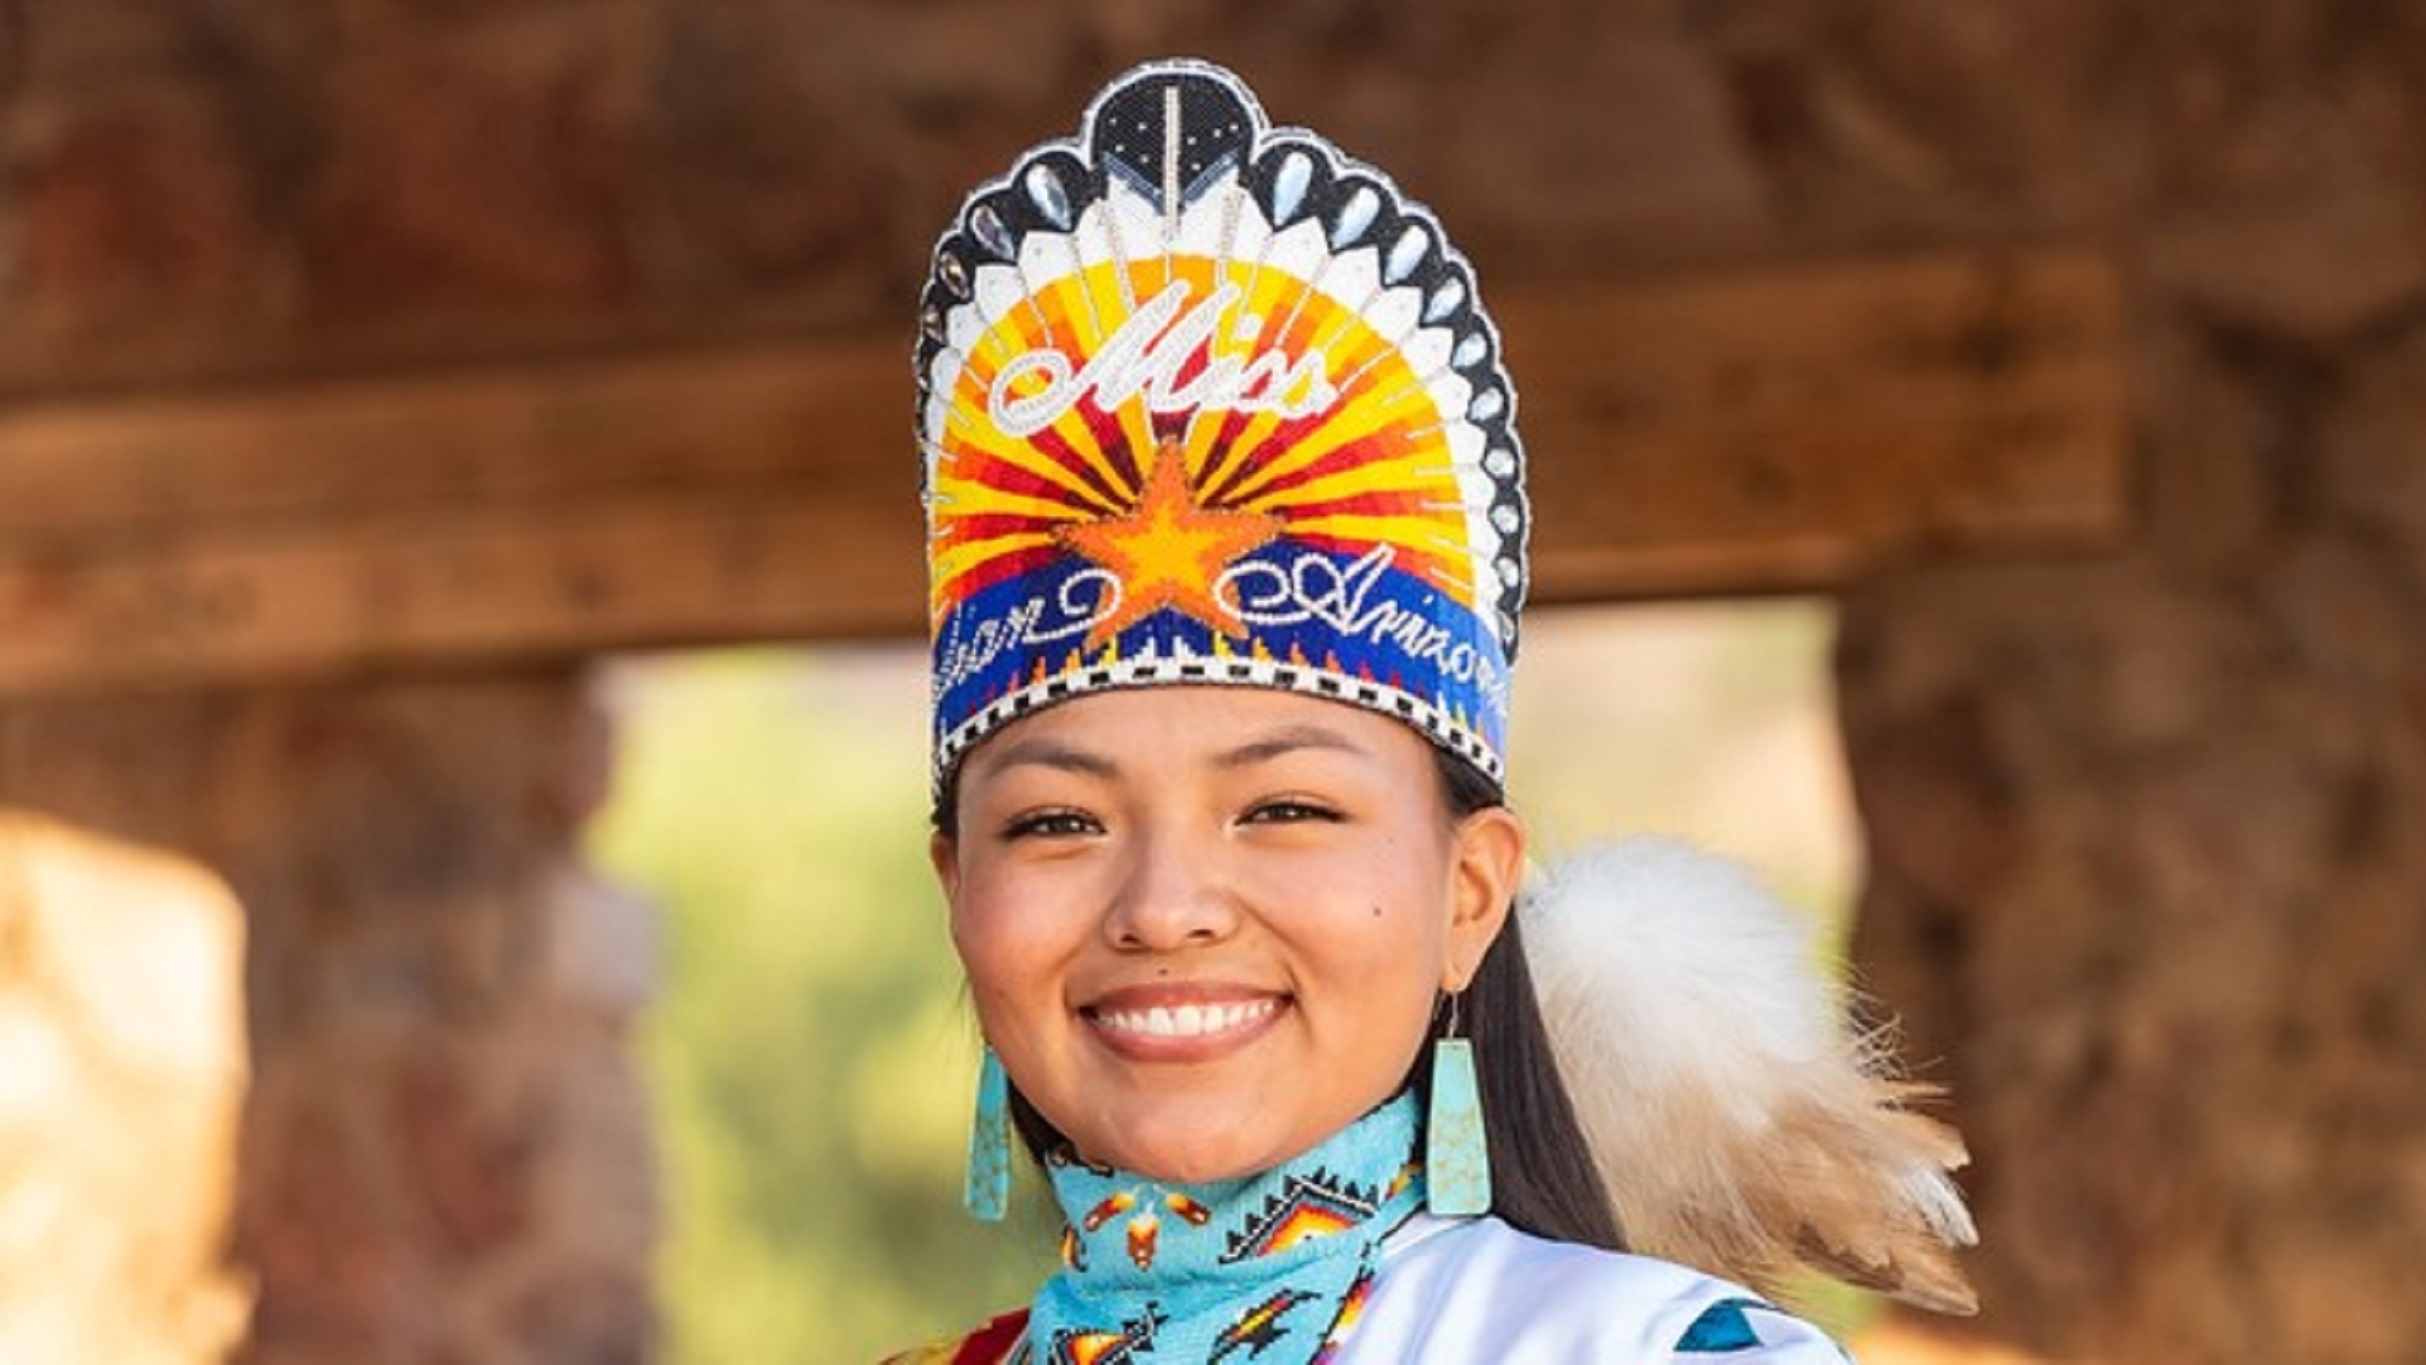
[1002,809,1100,840]
[1242,800,1340,826]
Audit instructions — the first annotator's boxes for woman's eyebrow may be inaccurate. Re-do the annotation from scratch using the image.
[976,738,1118,778]
[1215,725,1368,770]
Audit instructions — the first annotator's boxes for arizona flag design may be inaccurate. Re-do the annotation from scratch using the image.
[917,59,1530,789]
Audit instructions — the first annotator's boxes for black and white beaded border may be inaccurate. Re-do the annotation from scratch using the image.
[932,650,1503,800]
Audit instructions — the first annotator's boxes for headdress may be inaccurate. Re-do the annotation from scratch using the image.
[915,59,1975,1320]
[916,59,1526,792]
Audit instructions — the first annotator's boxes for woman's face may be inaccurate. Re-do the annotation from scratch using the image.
[934,686,1523,1183]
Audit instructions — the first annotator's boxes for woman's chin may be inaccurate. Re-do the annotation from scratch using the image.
[1073,1104,1339,1186]
[1106,1147,1265,1186]
[1076,1127,1256,1185]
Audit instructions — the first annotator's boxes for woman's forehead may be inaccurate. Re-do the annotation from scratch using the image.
[959,685,1428,778]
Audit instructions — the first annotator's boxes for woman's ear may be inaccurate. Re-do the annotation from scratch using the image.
[1443,805,1525,992]
[929,829,961,906]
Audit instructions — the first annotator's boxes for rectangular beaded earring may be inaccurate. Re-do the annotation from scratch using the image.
[1426,994,1492,1216]
[965,1046,1012,1221]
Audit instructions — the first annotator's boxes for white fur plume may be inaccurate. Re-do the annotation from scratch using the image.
[1521,837,1978,1314]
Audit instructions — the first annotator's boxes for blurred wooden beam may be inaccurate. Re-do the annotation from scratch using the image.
[1508,246,2129,602]
[0,247,2127,696]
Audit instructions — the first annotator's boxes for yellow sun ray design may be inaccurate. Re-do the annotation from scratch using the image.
[931,254,1473,630]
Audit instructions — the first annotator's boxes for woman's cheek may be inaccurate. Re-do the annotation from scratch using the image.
[951,885,1024,986]
[956,871,1072,978]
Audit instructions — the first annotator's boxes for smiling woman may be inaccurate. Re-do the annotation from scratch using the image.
[938,688,1518,1187]
[888,58,1973,1364]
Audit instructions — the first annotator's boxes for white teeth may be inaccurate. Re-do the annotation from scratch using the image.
[1098,999,1276,1039]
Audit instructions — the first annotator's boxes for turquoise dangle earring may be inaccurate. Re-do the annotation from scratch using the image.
[965,1045,1012,1221]
[1426,993,1492,1216]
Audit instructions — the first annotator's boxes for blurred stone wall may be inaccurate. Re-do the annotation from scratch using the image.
[0,680,659,1364]
[1798,8,2426,1363]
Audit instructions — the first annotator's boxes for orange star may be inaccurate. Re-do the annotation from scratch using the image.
[1056,438,1282,650]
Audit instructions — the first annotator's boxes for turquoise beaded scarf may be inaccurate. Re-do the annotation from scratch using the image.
[1020,1092,1426,1364]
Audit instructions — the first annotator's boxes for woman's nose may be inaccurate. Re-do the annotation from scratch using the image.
[1102,827,1240,950]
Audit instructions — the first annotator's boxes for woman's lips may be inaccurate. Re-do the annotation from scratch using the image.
[1082,989,1286,1059]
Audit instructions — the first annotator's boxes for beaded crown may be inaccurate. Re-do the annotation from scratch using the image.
[917,59,1529,789]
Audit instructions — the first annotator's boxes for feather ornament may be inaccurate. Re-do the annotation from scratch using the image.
[1519,837,1978,1314]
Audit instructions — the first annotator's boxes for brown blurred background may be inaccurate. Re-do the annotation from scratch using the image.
[1,1,2422,1361]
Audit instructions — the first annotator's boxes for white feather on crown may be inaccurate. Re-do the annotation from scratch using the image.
[1520,836,1978,1315]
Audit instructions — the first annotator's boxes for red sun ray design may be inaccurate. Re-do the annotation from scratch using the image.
[1223,427,1415,505]
[1024,424,1135,513]
[939,544,1066,614]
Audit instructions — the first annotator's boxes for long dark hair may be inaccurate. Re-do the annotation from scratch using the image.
[944,743,1627,1251]
[1412,748,1626,1251]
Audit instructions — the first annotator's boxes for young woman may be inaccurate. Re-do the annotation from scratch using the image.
[894,59,1974,1363]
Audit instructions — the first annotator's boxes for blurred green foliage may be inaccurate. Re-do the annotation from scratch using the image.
[586,601,1866,1361]
[587,649,1055,1362]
